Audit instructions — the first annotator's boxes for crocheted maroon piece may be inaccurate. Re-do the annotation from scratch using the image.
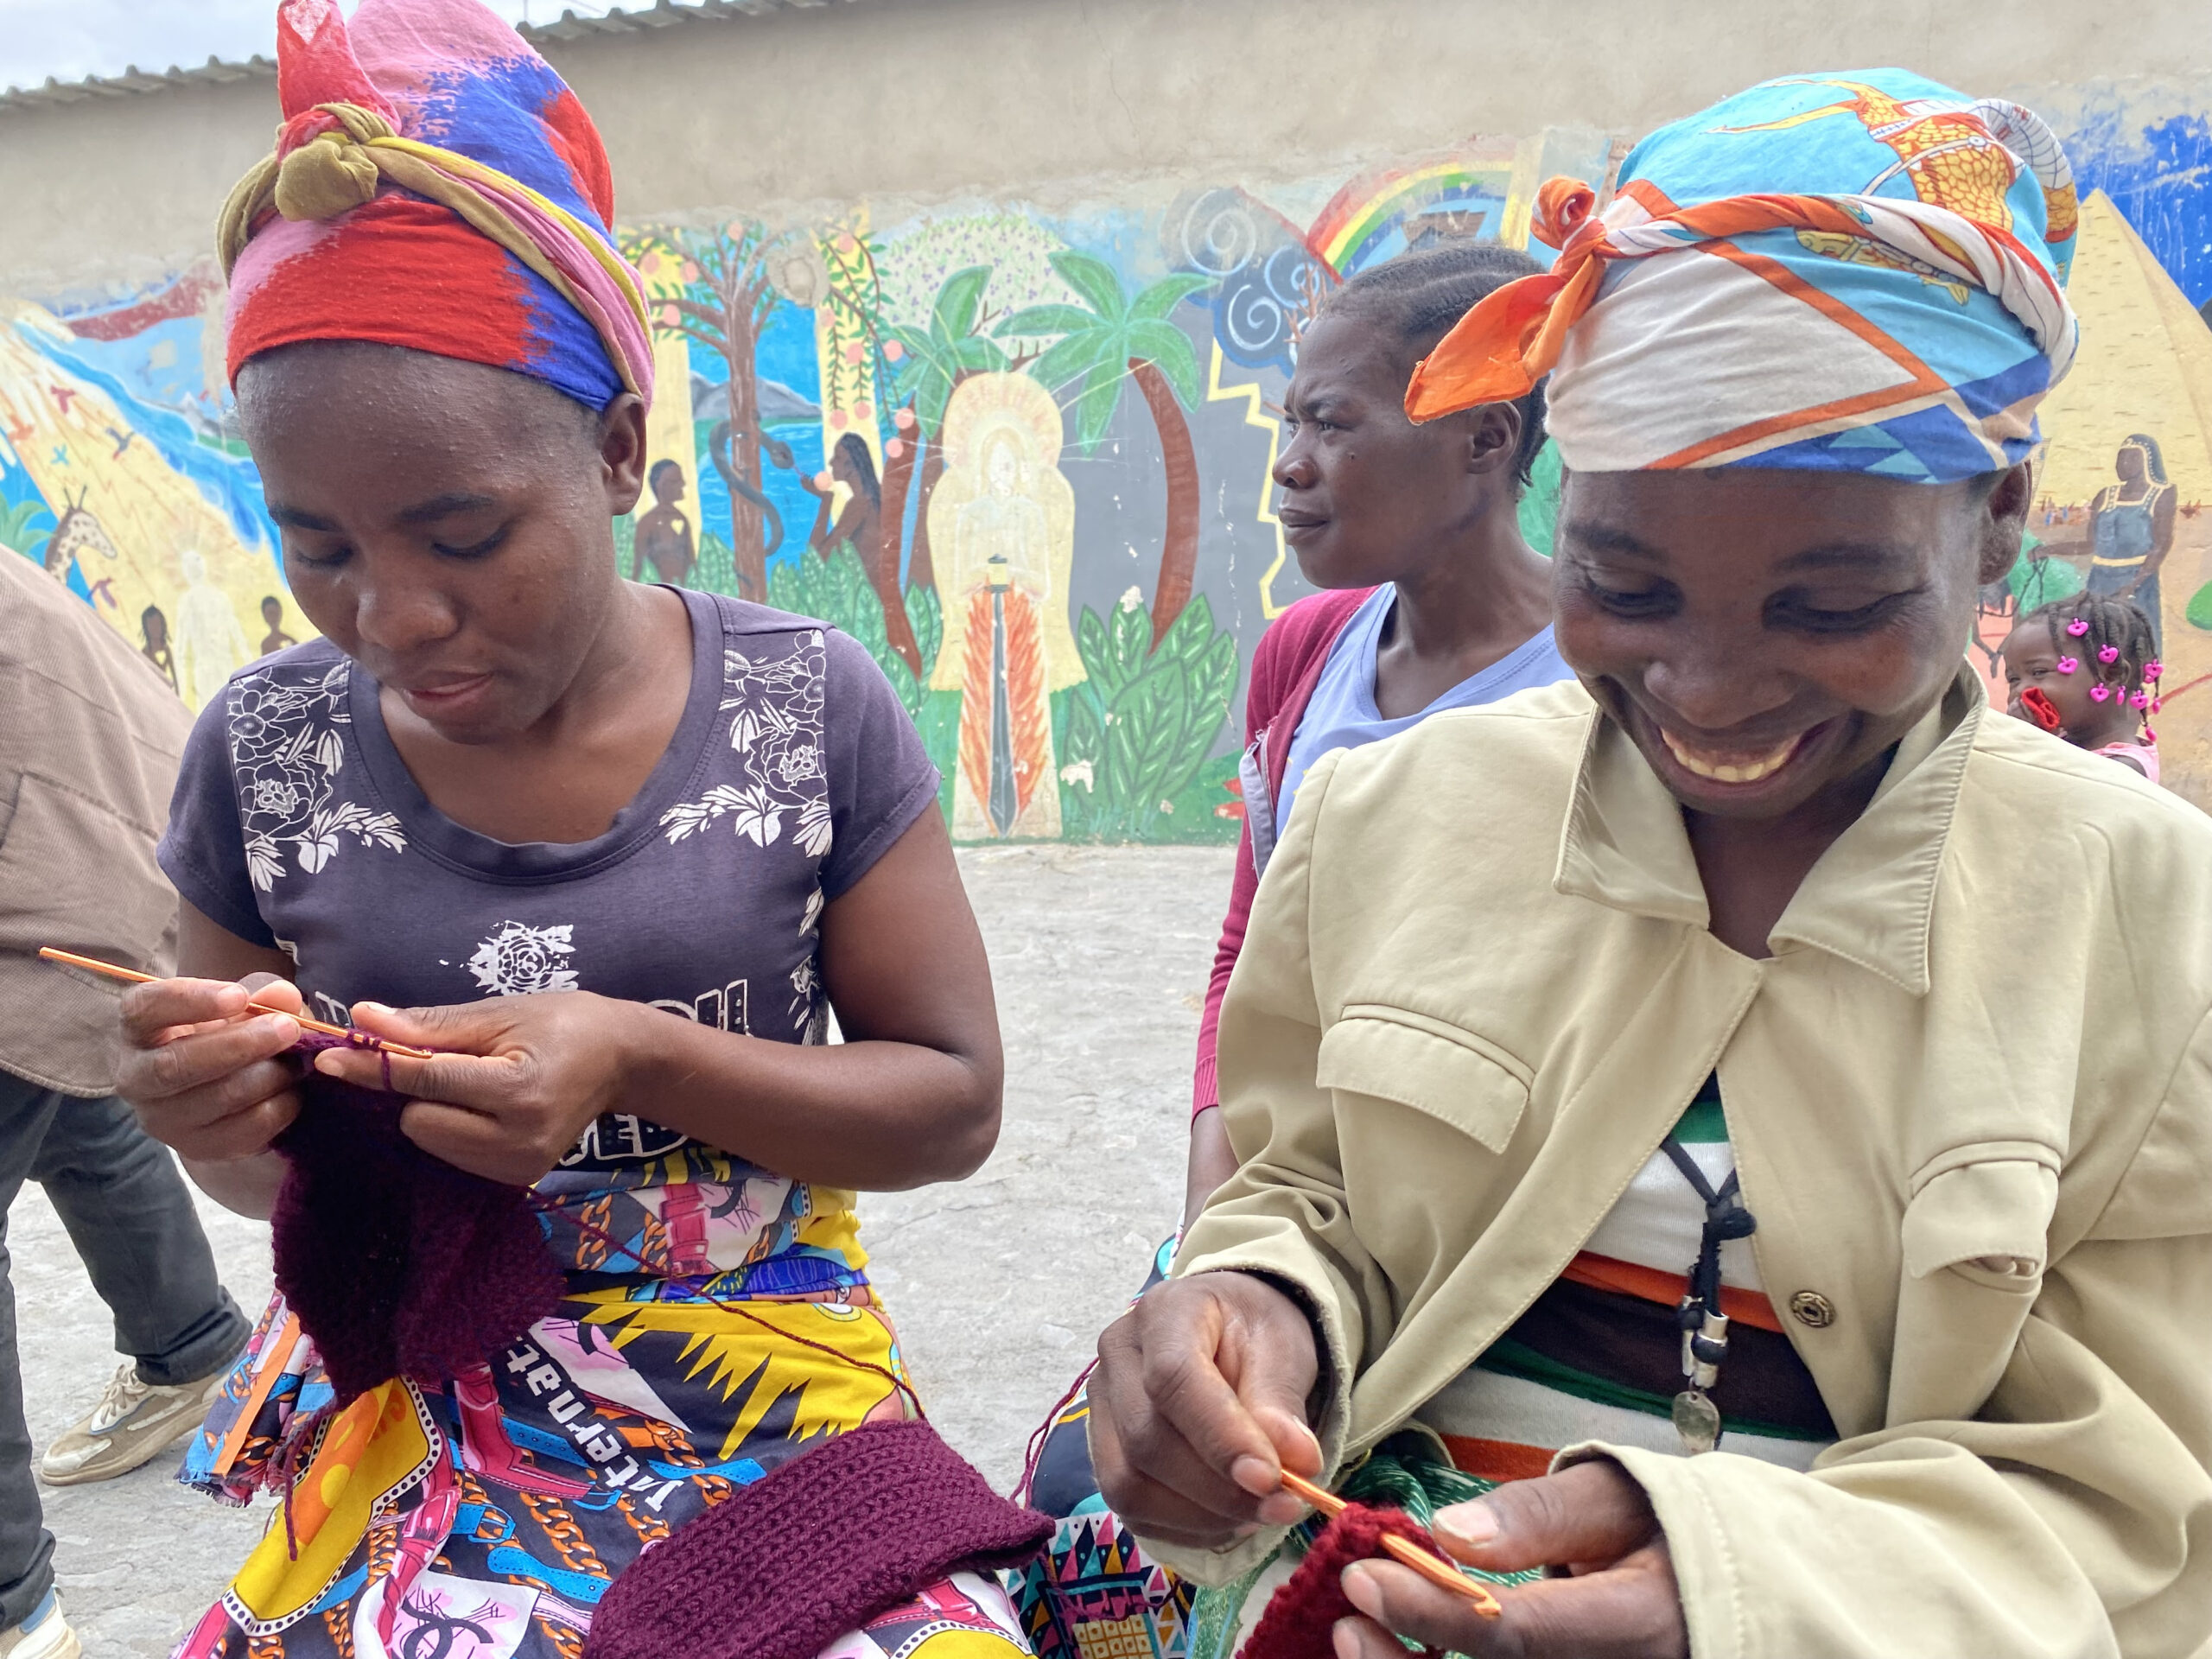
[1242,1503,1446,1659]
[586,1417,1052,1659]
[271,1072,563,1405]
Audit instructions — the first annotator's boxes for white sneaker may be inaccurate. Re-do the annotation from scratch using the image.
[36,1361,225,1486]
[0,1592,79,1659]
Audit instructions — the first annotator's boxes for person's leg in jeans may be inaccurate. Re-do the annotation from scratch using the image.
[0,1071,70,1632]
[28,1090,246,1392]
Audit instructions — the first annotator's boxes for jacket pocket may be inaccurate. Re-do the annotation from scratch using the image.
[1886,1147,2060,1426]
[1315,1007,1529,1154]
[1902,1151,2059,1291]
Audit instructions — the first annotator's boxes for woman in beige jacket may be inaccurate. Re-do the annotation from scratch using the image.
[1085,72,2212,1659]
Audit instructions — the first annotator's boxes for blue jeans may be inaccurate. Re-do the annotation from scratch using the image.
[0,1068,249,1629]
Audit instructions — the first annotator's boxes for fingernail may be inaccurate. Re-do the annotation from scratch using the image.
[1434,1500,1498,1547]
[1230,1456,1277,1497]
[1332,1618,1364,1659]
[353,1001,391,1018]
[1340,1562,1382,1618]
[313,1051,342,1076]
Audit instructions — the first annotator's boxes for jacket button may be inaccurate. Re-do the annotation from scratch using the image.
[1788,1290,1835,1329]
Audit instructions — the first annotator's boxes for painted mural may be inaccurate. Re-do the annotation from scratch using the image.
[7,92,2212,829]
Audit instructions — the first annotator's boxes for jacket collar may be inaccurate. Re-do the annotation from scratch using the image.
[1554,667,1985,995]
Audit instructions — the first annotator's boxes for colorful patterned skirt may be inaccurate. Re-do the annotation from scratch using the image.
[170,1279,1034,1659]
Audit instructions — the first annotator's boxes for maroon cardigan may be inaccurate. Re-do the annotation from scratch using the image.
[1192,587,1373,1115]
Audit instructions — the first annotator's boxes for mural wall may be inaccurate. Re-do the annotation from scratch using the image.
[8,92,2212,827]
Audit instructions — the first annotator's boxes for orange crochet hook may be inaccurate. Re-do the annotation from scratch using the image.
[38,947,436,1061]
[1279,1469,1503,1618]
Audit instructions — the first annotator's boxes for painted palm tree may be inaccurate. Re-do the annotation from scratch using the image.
[887,265,1009,601]
[1000,253,1211,650]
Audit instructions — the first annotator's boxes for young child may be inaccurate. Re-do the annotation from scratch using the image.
[2000,593,2163,780]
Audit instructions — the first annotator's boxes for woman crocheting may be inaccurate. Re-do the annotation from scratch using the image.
[1090,72,2212,1659]
[112,4,1036,1657]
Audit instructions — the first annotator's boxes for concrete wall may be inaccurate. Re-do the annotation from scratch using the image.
[5,0,2212,828]
[8,0,2212,295]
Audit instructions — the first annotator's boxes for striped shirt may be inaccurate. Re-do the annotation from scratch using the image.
[1418,1075,1837,1481]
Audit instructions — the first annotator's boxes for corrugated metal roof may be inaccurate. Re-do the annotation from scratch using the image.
[0,0,872,113]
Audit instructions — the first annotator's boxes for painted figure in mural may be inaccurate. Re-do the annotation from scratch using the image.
[1092,73,2212,1659]
[1011,244,1571,1659]
[115,5,1024,1658]
[929,372,1080,839]
[257,594,296,658]
[630,457,696,586]
[139,605,177,694]
[171,549,251,709]
[2000,592,2164,779]
[2087,433,2177,649]
[800,432,884,561]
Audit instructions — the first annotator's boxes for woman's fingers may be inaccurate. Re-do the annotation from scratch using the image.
[1339,1542,1688,1659]
[118,976,253,1047]
[398,1100,557,1187]
[1091,1274,1321,1545]
[1432,1461,1661,1575]
[182,1089,304,1163]
[121,1013,299,1104]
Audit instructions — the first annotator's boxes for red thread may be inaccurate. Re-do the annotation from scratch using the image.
[1243,1503,1446,1659]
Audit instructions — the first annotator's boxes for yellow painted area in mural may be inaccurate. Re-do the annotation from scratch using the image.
[1498,130,1548,251]
[929,372,1078,840]
[2032,190,2212,802]
[815,211,883,520]
[1205,341,1294,620]
[0,298,294,711]
[2037,194,2212,505]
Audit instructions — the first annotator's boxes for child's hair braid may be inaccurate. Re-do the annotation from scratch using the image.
[2020,592,2160,709]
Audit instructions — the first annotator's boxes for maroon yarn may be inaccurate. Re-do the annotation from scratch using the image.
[1243,1503,1447,1659]
[585,1418,1052,1659]
[271,1070,563,1405]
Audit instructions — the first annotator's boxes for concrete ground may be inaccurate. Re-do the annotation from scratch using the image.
[13,843,1230,1657]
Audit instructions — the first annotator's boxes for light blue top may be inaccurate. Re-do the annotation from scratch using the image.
[1279,584,1577,819]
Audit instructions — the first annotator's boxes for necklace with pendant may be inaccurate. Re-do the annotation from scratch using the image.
[1660,1134,1758,1455]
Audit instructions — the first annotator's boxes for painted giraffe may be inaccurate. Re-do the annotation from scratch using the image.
[41,488,120,583]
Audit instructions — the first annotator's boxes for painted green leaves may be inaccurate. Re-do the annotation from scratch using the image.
[1000,251,1211,452]
[888,264,1008,440]
[1059,592,1238,840]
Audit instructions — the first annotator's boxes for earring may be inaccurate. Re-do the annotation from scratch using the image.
[2056,656,2079,674]
[2097,645,2120,664]
[2090,684,2112,702]
[2066,619,2091,637]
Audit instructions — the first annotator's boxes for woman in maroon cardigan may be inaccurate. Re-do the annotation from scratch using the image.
[1011,241,1569,1659]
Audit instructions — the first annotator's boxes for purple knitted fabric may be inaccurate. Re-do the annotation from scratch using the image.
[271,1071,563,1404]
[586,1418,1052,1659]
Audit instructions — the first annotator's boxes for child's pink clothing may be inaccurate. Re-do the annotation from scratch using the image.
[2095,739,2161,783]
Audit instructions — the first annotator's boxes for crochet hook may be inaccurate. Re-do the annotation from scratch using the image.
[37,947,437,1061]
[1278,1469,1503,1618]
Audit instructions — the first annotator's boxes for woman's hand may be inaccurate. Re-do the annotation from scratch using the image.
[118,973,306,1163]
[1089,1271,1324,1550]
[1333,1461,1687,1659]
[310,991,643,1185]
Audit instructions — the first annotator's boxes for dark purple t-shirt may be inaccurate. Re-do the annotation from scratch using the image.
[157,588,938,1192]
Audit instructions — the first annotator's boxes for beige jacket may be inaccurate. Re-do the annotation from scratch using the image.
[1159,670,2212,1659]
[0,552,192,1095]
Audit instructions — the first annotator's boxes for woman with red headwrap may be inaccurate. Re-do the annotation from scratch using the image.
[111,4,1040,1656]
